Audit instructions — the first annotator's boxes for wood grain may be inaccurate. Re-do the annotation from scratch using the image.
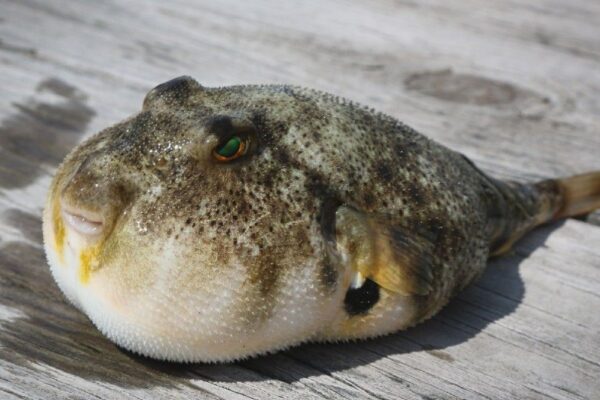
[1,1,599,398]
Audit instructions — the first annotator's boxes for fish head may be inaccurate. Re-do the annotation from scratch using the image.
[42,76,369,362]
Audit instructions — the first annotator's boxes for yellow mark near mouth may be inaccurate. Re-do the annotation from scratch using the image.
[52,200,65,264]
[79,245,101,285]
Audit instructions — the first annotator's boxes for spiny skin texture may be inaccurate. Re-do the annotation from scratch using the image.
[42,76,553,362]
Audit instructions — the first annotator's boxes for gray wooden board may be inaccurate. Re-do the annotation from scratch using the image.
[0,0,599,399]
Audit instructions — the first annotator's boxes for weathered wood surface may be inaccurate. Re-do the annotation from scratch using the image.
[1,0,600,398]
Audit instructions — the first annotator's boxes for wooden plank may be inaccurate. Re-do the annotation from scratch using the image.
[1,0,599,398]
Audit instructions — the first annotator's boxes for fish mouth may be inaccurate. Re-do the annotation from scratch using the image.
[61,204,105,238]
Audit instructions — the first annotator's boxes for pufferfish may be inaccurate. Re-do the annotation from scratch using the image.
[42,76,600,362]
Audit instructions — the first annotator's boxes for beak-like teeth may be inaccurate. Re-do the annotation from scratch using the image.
[350,271,366,289]
[62,208,104,237]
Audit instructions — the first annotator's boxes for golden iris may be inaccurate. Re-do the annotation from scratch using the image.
[213,136,246,161]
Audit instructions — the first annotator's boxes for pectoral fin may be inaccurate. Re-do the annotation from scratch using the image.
[335,206,434,296]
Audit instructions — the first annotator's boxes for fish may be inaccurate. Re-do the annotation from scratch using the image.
[42,76,600,362]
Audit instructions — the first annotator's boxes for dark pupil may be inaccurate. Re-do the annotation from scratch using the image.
[217,136,241,157]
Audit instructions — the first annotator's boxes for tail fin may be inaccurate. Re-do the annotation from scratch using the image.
[551,172,600,219]
[489,171,600,256]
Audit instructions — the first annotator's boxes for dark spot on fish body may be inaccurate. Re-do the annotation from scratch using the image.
[344,278,380,315]
[319,197,342,291]
[272,147,290,165]
[304,170,332,201]
[363,192,376,208]
[407,185,426,207]
[248,108,282,157]
[261,172,275,190]
[245,251,283,319]
[375,163,393,181]
[206,115,234,138]
[319,256,338,292]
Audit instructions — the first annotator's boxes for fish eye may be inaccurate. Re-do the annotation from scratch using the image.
[213,135,247,162]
